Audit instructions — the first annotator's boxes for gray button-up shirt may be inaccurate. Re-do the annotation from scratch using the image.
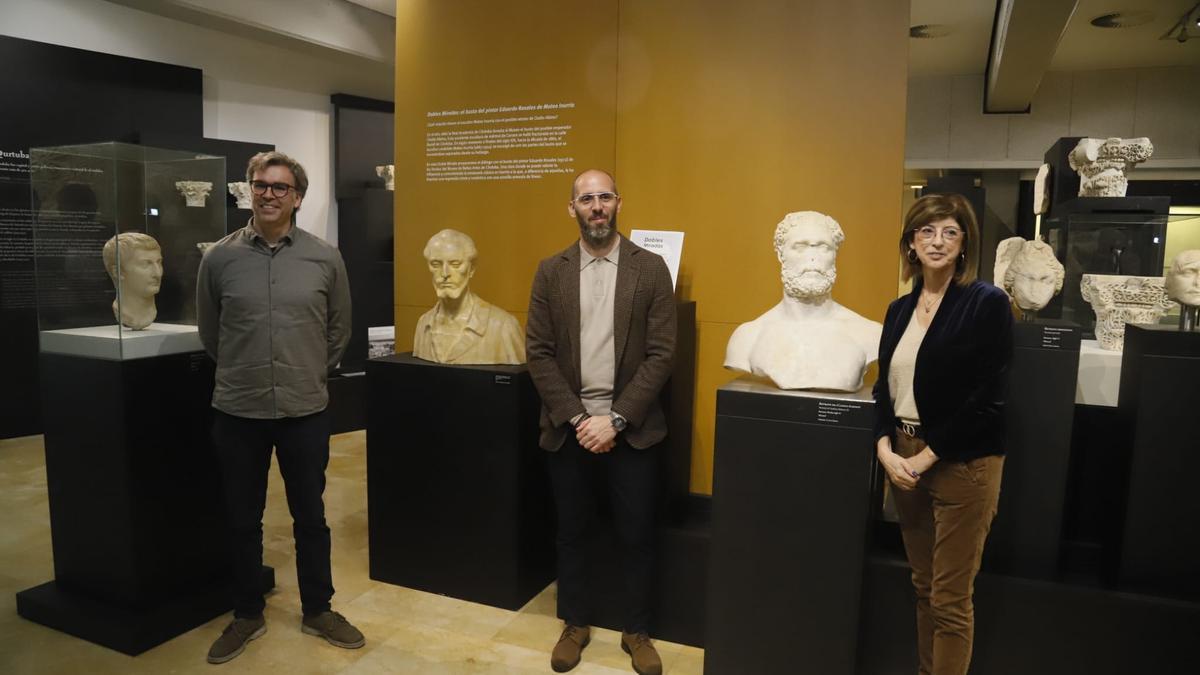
[197,222,351,419]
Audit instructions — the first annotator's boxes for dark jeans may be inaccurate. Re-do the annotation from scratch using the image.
[212,409,334,618]
[546,434,658,634]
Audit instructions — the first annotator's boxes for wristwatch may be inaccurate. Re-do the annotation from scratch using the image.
[609,412,628,432]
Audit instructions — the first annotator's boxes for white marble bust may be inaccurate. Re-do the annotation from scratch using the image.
[725,211,882,391]
[227,181,252,209]
[412,229,524,365]
[1080,274,1173,351]
[175,181,213,207]
[994,237,1064,314]
[376,165,394,191]
[102,232,163,330]
[1067,137,1154,198]
[1166,250,1200,307]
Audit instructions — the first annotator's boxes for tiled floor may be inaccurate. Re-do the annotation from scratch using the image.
[0,431,704,674]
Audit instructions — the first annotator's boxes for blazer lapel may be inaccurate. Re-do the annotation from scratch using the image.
[613,237,639,369]
[559,244,582,380]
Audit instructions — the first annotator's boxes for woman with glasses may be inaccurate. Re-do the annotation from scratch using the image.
[871,193,1013,675]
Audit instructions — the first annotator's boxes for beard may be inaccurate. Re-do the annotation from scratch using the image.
[782,263,836,299]
[577,211,618,247]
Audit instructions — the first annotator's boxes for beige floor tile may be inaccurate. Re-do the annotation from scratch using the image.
[0,430,706,674]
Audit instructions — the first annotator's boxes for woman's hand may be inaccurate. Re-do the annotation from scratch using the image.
[907,447,940,476]
[877,436,918,490]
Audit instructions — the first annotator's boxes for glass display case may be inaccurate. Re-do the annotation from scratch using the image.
[30,142,225,359]
[1042,211,1168,334]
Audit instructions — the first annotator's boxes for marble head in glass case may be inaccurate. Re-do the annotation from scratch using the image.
[994,237,1064,316]
[1167,250,1200,331]
[724,211,882,391]
[412,229,525,365]
[102,232,162,330]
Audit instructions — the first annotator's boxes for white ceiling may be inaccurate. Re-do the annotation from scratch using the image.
[910,0,1200,76]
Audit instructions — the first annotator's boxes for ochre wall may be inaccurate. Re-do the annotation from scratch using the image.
[395,0,910,494]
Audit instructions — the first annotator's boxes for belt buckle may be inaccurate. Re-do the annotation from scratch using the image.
[901,422,917,438]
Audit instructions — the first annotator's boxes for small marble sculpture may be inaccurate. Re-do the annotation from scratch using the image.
[102,232,163,330]
[1067,137,1154,197]
[1034,163,1051,215]
[375,165,394,191]
[175,180,213,207]
[1166,250,1200,331]
[994,237,1065,317]
[725,211,882,391]
[412,229,524,365]
[228,181,252,209]
[1080,274,1173,351]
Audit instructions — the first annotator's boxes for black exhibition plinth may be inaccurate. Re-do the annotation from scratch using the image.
[365,354,554,610]
[985,319,1080,579]
[16,350,273,655]
[1117,324,1200,600]
[706,380,875,675]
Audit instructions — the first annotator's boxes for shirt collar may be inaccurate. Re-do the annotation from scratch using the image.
[246,218,296,247]
[579,238,620,270]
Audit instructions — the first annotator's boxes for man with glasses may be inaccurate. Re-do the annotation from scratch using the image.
[526,169,677,675]
[197,151,359,664]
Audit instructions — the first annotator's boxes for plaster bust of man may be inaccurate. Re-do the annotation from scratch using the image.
[994,237,1065,313]
[1166,250,1200,307]
[412,229,524,365]
[725,211,882,391]
[102,232,163,330]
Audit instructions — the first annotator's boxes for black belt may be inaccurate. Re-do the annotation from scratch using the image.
[896,419,925,440]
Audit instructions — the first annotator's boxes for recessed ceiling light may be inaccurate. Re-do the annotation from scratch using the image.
[1090,11,1156,28]
[909,24,953,39]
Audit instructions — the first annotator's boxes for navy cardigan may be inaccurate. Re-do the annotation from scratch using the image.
[872,279,1014,462]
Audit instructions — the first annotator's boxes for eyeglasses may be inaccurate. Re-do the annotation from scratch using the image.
[573,192,618,207]
[914,225,963,242]
[250,181,296,198]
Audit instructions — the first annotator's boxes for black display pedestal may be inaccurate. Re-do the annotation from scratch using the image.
[985,319,1080,579]
[16,350,273,655]
[365,354,553,611]
[1117,324,1200,600]
[706,380,874,675]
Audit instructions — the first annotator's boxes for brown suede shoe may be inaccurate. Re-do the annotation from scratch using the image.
[207,616,266,664]
[621,631,662,675]
[551,624,590,672]
[301,610,365,649]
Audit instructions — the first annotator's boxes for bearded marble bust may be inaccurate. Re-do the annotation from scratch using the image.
[412,229,524,365]
[102,232,163,330]
[724,211,882,391]
[994,237,1065,316]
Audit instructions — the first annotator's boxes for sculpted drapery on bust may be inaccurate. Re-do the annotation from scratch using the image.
[412,229,525,365]
[724,211,882,391]
[102,232,163,330]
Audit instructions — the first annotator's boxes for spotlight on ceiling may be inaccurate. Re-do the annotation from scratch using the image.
[1090,11,1155,29]
[909,24,953,39]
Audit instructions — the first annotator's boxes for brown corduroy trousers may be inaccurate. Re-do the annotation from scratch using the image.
[892,431,1004,675]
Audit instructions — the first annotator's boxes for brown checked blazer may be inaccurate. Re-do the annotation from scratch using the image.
[525,236,677,451]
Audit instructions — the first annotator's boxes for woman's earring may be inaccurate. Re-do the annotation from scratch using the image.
[907,248,919,263]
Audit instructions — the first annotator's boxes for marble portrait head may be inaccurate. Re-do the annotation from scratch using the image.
[774,211,844,300]
[424,229,477,302]
[1167,250,1200,308]
[995,237,1065,312]
[412,229,525,365]
[102,232,162,330]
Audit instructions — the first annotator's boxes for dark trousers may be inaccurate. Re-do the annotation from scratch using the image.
[546,434,658,634]
[212,409,334,619]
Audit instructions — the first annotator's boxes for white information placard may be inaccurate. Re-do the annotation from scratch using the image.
[630,229,684,291]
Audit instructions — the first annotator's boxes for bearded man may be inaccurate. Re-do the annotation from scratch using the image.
[724,210,882,391]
